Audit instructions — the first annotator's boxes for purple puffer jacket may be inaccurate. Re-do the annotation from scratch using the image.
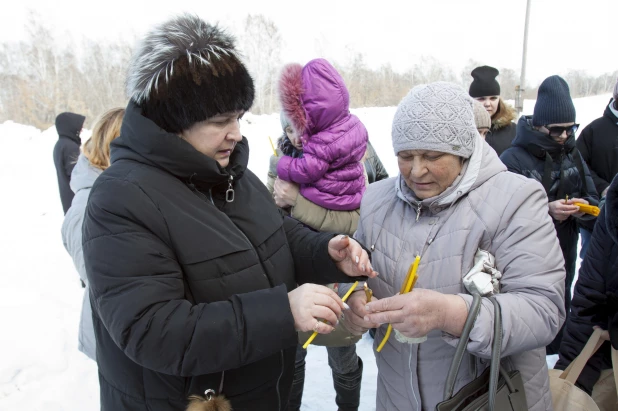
[276,59,367,211]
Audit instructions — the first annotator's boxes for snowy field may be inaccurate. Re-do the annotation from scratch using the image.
[0,94,609,410]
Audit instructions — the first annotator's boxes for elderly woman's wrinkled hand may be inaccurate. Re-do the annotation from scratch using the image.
[363,289,468,338]
[328,235,379,278]
[288,283,344,334]
[273,178,299,208]
[342,290,380,335]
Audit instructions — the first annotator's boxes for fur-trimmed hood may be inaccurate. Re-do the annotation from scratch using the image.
[492,98,517,130]
[278,58,350,142]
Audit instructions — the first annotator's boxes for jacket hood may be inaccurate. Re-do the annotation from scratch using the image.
[491,98,517,130]
[278,58,350,142]
[607,176,618,244]
[110,100,248,189]
[70,153,102,194]
[55,112,85,143]
[396,134,506,209]
[604,98,618,125]
[512,115,575,158]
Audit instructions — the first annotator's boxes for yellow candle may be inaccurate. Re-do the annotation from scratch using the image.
[302,281,359,349]
[364,282,373,303]
[376,256,420,352]
[268,136,278,157]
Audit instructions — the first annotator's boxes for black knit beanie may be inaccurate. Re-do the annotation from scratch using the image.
[532,75,576,127]
[125,14,255,133]
[469,66,501,98]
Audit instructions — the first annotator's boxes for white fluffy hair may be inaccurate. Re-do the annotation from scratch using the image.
[125,14,239,103]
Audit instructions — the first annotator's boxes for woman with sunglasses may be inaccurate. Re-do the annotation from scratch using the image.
[501,75,599,355]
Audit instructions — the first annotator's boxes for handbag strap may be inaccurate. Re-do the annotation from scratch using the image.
[612,347,618,400]
[488,297,502,410]
[443,292,483,400]
[443,294,515,411]
[559,327,606,384]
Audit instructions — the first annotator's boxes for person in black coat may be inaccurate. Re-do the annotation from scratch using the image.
[469,65,518,156]
[555,174,618,398]
[576,85,618,258]
[81,15,376,411]
[501,75,599,355]
[577,93,618,198]
[53,111,85,213]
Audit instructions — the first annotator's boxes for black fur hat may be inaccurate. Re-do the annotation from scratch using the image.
[125,14,255,133]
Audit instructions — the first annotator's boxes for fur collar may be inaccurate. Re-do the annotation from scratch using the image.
[492,98,517,130]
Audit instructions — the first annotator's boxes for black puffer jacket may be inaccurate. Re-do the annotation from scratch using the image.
[82,101,355,411]
[53,112,85,213]
[555,175,618,394]
[576,99,618,195]
[501,116,599,353]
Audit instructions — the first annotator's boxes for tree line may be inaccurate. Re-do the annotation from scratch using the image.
[1,13,616,129]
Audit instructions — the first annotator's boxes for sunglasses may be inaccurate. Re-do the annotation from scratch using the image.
[544,124,579,138]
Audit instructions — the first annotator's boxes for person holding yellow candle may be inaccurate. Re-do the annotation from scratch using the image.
[342,82,566,411]
[80,15,377,411]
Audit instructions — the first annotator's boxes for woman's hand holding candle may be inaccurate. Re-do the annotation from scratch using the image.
[342,288,380,336]
[288,283,344,334]
[365,289,468,339]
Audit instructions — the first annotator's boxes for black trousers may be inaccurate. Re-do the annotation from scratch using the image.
[547,223,578,355]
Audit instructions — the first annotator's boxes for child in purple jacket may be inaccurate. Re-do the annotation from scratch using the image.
[276,58,368,211]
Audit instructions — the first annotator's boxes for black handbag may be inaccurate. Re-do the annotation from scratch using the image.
[436,294,528,411]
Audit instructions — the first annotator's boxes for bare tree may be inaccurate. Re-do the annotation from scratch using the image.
[1,12,615,127]
[238,14,282,114]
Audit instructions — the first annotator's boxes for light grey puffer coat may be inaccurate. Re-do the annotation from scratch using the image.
[356,137,565,411]
[61,154,102,361]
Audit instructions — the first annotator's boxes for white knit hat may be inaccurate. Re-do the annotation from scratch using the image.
[392,82,477,158]
[473,100,491,130]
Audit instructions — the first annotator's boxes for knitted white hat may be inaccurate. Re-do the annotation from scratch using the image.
[473,100,491,130]
[392,82,477,158]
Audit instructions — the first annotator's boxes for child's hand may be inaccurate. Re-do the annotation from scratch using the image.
[273,178,300,207]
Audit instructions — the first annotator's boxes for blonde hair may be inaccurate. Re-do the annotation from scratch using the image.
[83,108,125,170]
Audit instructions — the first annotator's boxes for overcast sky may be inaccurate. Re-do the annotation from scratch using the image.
[1,0,616,87]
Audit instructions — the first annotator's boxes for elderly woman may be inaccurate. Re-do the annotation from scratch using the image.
[343,82,566,411]
[81,15,375,411]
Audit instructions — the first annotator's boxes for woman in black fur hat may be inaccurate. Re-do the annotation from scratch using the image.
[81,14,376,411]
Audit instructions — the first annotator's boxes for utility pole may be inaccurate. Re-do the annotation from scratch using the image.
[516,0,532,116]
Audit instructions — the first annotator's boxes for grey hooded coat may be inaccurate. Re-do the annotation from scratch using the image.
[61,154,102,360]
[355,137,565,410]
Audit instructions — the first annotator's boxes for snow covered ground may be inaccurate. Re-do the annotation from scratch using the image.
[0,94,609,410]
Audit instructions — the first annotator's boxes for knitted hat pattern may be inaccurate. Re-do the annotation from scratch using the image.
[392,82,477,158]
[473,100,491,130]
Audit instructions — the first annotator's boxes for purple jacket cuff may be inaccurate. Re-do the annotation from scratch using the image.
[276,156,292,181]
